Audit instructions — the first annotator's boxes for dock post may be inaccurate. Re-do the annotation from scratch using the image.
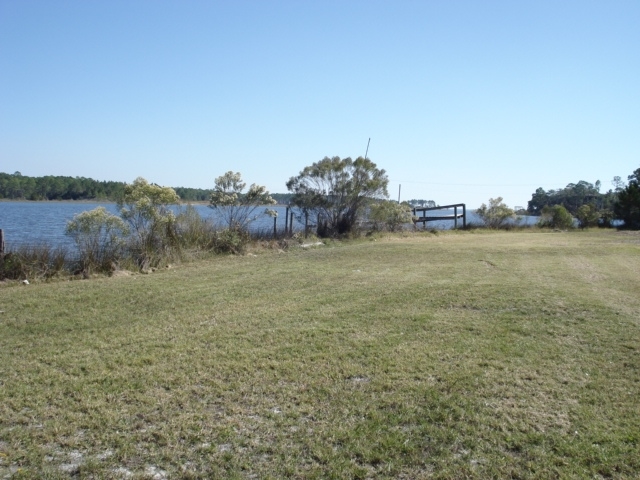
[463,204,466,228]
[0,229,4,255]
[285,207,289,234]
[304,211,309,238]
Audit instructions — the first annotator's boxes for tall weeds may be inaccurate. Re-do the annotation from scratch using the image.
[175,204,217,250]
[0,244,69,281]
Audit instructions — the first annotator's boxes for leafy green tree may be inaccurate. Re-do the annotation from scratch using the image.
[66,207,129,273]
[5,173,25,198]
[286,156,389,236]
[476,197,516,228]
[117,177,181,259]
[612,176,626,192]
[598,209,615,228]
[614,168,640,229]
[575,204,600,229]
[209,171,276,231]
[539,205,574,229]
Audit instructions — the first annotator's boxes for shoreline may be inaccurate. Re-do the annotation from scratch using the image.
[0,199,291,207]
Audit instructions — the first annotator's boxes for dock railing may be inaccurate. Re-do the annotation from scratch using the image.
[412,203,466,229]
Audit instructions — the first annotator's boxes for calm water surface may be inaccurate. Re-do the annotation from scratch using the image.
[0,201,537,251]
[0,202,304,250]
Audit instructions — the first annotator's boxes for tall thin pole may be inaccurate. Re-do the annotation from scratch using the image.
[304,211,309,238]
[364,138,370,159]
[285,206,289,233]
[398,184,401,203]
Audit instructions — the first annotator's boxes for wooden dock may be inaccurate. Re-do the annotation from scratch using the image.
[412,203,466,229]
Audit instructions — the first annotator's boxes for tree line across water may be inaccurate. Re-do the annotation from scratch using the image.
[1,163,639,232]
[0,172,294,204]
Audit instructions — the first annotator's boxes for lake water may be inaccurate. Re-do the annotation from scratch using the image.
[0,201,538,251]
[0,202,304,250]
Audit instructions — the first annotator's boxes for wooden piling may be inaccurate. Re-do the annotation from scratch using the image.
[0,229,4,255]
[285,207,289,234]
[304,211,309,238]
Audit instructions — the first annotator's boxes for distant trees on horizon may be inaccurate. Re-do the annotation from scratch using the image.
[527,178,623,227]
[0,172,295,204]
[0,171,126,201]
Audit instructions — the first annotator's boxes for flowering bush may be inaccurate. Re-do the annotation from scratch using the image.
[117,177,181,266]
[209,171,276,231]
[66,206,129,273]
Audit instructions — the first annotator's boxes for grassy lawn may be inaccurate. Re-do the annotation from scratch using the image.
[1,230,639,479]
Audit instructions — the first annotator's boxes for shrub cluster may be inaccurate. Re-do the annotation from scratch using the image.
[0,214,262,283]
[476,197,516,229]
[538,205,575,229]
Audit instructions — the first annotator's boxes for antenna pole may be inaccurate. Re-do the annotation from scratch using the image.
[398,184,401,203]
[364,137,370,159]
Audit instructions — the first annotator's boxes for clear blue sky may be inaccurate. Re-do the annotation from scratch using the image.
[1,0,638,208]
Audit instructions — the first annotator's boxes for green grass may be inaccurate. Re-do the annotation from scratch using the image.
[1,230,639,479]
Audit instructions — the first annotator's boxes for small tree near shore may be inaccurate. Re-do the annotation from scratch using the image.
[539,205,574,229]
[576,204,600,229]
[369,200,414,231]
[476,197,516,228]
[66,207,129,273]
[209,171,276,231]
[118,177,181,265]
[286,156,389,236]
